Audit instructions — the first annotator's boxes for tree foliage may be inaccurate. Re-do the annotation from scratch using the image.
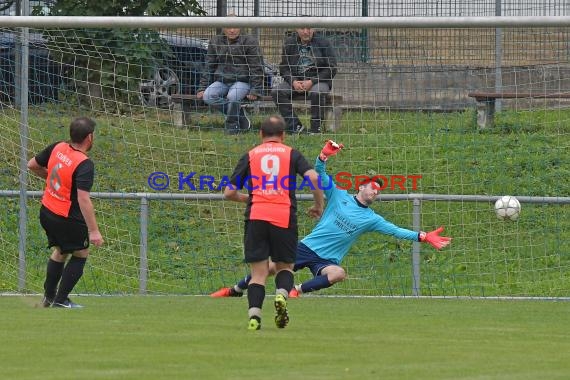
[39,0,205,17]
[28,0,206,111]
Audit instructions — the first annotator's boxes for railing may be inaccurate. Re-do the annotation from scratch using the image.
[3,189,569,296]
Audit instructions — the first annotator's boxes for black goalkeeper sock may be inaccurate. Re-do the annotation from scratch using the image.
[44,259,65,300]
[54,256,87,303]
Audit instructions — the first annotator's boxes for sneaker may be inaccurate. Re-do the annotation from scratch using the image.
[52,298,83,309]
[248,318,261,331]
[274,294,289,328]
[40,296,53,308]
[210,287,231,297]
[238,110,251,132]
[210,287,243,298]
[288,288,300,298]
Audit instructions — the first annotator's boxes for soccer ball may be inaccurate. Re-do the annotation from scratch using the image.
[494,196,521,221]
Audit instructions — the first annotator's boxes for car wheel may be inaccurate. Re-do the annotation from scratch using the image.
[139,67,181,108]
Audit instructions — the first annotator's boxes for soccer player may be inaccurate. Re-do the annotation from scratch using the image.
[224,115,324,330]
[28,117,104,308]
[213,140,451,298]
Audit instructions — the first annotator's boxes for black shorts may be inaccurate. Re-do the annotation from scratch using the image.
[243,220,297,264]
[39,205,89,254]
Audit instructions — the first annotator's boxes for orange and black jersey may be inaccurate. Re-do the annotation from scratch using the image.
[229,142,312,229]
[35,141,94,221]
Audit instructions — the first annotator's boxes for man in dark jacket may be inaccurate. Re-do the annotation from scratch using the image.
[197,22,264,134]
[272,26,338,134]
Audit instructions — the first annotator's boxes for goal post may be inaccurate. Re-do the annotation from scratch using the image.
[1,15,569,298]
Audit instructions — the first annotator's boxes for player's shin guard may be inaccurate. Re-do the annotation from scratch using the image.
[247,283,265,328]
[247,283,265,310]
[300,275,331,293]
[275,270,294,296]
[54,256,87,303]
[44,259,64,300]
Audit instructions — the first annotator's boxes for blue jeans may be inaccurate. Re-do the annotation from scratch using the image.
[203,81,250,130]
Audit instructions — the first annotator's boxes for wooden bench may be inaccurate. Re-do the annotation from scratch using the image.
[171,93,343,132]
[468,91,570,129]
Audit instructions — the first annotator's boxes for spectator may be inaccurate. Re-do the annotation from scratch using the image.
[197,17,264,134]
[272,24,338,134]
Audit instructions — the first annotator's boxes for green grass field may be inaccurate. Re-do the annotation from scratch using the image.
[2,296,570,380]
[1,106,569,379]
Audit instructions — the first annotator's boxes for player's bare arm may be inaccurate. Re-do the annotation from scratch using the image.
[27,157,48,179]
[77,189,104,247]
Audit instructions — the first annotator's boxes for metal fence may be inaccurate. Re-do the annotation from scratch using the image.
[201,0,570,17]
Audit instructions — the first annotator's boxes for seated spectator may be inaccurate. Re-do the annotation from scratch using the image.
[197,17,264,134]
[272,24,338,134]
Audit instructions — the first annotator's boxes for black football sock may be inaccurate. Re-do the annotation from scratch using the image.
[247,283,265,311]
[275,270,294,296]
[44,258,65,300]
[54,256,87,303]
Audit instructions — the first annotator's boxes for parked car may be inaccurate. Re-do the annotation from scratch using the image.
[0,30,276,108]
[0,32,63,104]
[139,33,209,108]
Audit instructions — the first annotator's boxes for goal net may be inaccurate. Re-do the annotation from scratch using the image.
[0,17,569,298]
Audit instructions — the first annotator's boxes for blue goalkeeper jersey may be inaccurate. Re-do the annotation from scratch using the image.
[300,158,420,264]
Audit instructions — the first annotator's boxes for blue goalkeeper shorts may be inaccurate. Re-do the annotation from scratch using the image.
[293,242,336,276]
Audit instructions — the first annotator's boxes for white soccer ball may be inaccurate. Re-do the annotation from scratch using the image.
[494,196,521,221]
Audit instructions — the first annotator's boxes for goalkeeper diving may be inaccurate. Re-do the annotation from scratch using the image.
[212,140,452,298]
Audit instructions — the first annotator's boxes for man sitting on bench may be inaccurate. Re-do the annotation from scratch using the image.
[272,22,338,134]
[196,15,264,135]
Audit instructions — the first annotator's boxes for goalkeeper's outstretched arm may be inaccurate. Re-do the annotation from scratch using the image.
[304,168,324,219]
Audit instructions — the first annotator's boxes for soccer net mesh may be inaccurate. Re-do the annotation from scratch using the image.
[0,19,569,298]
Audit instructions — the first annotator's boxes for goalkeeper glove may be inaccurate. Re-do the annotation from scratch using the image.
[319,140,344,161]
[419,226,451,250]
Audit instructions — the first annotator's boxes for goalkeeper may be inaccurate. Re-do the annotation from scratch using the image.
[212,140,451,298]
